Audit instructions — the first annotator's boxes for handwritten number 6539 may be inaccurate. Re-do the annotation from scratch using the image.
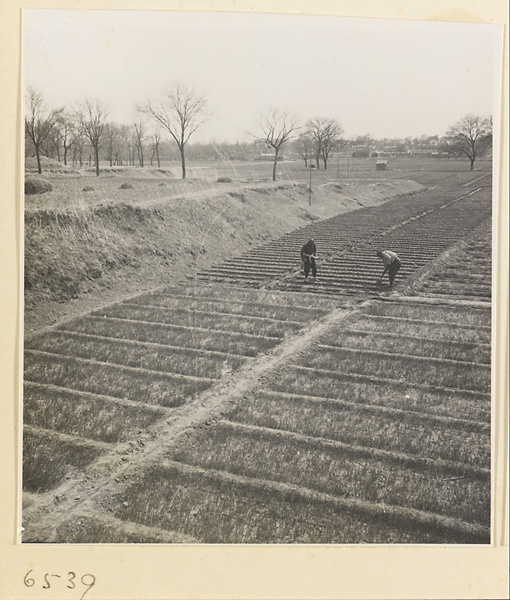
[23,570,96,599]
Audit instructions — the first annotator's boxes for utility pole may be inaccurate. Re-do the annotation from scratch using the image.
[309,166,313,206]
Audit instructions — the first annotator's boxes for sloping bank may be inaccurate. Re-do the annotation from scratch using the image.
[24,179,424,332]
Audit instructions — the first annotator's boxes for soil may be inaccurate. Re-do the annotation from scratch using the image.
[21,164,492,544]
[24,168,424,333]
[21,293,355,542]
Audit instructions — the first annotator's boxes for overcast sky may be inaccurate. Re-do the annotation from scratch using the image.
[23,9,501,143]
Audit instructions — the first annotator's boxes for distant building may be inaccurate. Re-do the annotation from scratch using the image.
[376,160,388,171]
[351,146,371,158]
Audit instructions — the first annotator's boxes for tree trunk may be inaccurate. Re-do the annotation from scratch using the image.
[470,158,475,170]
[35,146,42,174]
[94,146,100,176]
[179,145,186,179]
[272,149,279,181]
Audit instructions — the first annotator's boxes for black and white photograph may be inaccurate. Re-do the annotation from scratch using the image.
[20,7,501,550]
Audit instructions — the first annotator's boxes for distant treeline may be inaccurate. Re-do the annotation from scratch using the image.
[25,85,492,177]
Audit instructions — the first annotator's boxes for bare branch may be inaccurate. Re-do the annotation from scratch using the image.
[446,114,492,169]
[24,87,61,173]
[251,107,300,180]
[76,98,110,175]
[141,82,208,178]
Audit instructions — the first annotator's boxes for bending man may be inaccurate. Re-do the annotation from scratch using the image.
[376,250,401,286]
[301,238,317,280]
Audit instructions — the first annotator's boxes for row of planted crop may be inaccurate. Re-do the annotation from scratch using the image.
[202,187,491,292]
[415,230,492,299]
[168,420,489,525]
[147,296,492,544]
[198,187,471,284]
[22,284,338,497]
[226,390,489,465]
[115,460,476,544]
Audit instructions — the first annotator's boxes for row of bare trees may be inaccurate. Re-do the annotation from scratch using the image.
[25,83,492,180]
[25,89,110,175]
[296,118,345,170]
[25,84,206,178]
[25,89,155,175]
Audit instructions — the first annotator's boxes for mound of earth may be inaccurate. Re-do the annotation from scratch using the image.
[25,177,53,195]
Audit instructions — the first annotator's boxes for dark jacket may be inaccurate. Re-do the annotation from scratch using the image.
[301,240,317,260]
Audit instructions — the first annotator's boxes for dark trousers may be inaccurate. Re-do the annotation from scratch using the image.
[304,257,317,278]
[388,258,401,285]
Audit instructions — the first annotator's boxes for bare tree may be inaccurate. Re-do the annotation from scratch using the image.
[321,119,344,169]
[24,87,62,174]
[150,130,161,167]
[446,114,492,170]
[49,126,62,162]
[103,123,118,167]
[128,133,138,166]
[253,108,300,181]
[142,83,208,179]
[71,128,87,167]
[53,112,75,165]
[77,99,109,176]
[297,132,314,168]
[115,125,132,166]
[307,118,323,169]
[133,118,145,167]
[307,117,344,170]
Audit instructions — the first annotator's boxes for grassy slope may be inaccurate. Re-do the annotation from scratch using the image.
[24,167,423,332]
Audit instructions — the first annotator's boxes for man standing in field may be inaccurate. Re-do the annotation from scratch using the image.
[301,238,317,281]
[377,250,401,286]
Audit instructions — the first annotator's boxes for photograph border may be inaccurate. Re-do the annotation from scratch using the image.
[1,1,508,598]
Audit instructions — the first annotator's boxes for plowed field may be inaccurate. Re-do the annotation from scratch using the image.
[22,170,492,544]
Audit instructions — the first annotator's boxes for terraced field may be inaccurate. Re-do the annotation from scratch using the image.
[22,172,492,544]
[411,221,492,302]
[198,184,491,296]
